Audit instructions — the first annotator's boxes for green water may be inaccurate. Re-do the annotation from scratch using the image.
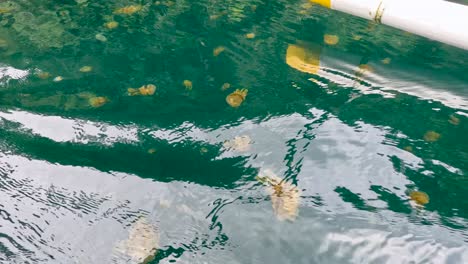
[0,0,467,263]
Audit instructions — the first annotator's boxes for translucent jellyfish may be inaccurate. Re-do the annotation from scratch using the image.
[323,34,339,45]
[226,89,248,107]
[79,66,93,73]
[221,83,231,90]
[147,148,157,154]
[88,96,108,108]
[213,46,225,56]
[245,33,255,39]
[113,217,159,264]
[105,21,119,29]
[448,115,460,125]
[183,80,193,90]
[381,58,392,64]
[423,131,441,142]
[403,146,413,153]
[36,71,51,79]
[223,135,252,152]
[409,191,429,206]
[139,84,156,95]
[128,84,156,96]
[256,170,300,221]
[114,5,142,15]
[352,34,363,41]
[95,33,107,42]
[53,76,63,82]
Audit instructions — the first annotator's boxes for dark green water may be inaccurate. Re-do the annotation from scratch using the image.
[0,0,467,263]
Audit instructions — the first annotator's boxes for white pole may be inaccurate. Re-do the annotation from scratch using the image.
[310,0,468,50]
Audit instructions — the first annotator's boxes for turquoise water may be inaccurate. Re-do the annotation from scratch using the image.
[0,1,467,263]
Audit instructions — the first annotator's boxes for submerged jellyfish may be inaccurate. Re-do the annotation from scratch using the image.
[409,191,429,206]
[448,115,460,125]
[226,89,248,107]
[381,57,392,64]
[88,96,108,108]
[423,131,441,142]
[36,71,51,79]
[223,135,252,152]
[183,80,193,90]
[221,83,231,90]
[105,21,119,29]
[256,170,300,221]
[245,33,255,39]
[213,46,225,56]
[79,66,93,73]
[113,217,159,264]
[139,84,156,96]
[323,34,339,45]
[128,84,156,96]
[114,5,142,15]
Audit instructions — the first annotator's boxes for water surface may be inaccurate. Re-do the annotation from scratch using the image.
[0,0,467,263]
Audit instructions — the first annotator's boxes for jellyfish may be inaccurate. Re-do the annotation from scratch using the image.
[381,58,392,64]
[114,5,142,15]
[79,66,93,73]
[423,131,441,142]
[88,96,108,108]
[245,33,255,39]
[409,191,429,206]
[323,34,339,45]
[105,21,119,29]
[128,84,156,96]
[226,89,248,108]
[36,71,51,79]
[221,83,231,90]
[223,135,252,152]
[256,170,300,221]
[112,217,159,264]
[183,80,193,90]
[213,46,225,56]
[448,115,460,125]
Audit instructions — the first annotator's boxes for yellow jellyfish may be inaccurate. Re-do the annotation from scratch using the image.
[114,5,142,15]
[226,89,248,108]
[324,34,339,45]
[183,80,193,90]
[200,147,208,154]
[409,191,429,206]
[245,33,255,39]
[139,84,156,96]
[221,83,231,90]
[79,66,93,73]
[89,96,108,108]
[36,71,51,79]
[352,34,363,41]
[148,148,157,154]
[256,170,300,221]
[423,131,441,142]
[113,217,159,264]
[128,84,156,96]
[285,43,321,74]
[213,46,226,56]
[381,57,392,64]
[223,135,252,152]
[403,146,413,153]
[105,21,119,29]
[53,76,64,82]
[448,115,460,125]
